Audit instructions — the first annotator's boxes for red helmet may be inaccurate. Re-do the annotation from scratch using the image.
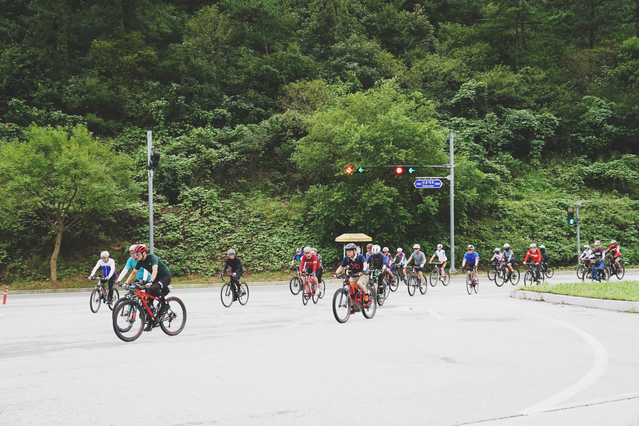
[366,244,373,250]
[133,244,148,253]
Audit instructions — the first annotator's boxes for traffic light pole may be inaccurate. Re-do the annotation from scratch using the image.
[449,133,457,273]
[576,201,581,265]
[147,131,154,255]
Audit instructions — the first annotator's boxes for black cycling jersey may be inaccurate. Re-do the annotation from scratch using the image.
[223,257,243,275]
[369,253,386,270]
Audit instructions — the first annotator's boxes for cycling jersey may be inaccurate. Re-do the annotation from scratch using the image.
[580,249,593,259]
[607,245,620,257]
[291,253,304,264]
[491,253,504,262]
[368,253,388,270]
[394,253,407,266]
[117,257,150,282]
[340,254,367,274]
[524,250,542,263]
[503,249,516,262]
[223,256,243,275]
[300,253,318,274]
[593,247,605,260]
[407,251,426,267]
[91,258,116,279]
[463,251,479,266]
[316,253,324,269]
[136,253,170,279]
[433,249,447,262]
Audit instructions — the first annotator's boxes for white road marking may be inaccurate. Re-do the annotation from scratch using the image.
[427,309,443,320]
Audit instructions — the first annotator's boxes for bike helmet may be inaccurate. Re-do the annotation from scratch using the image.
[594,240,600,246]
[413,244,420,249]
[366,244,373,251]
[311,248,318,254]
[437,244,443,249]
[372,245,381,255]
[100,251,109,259]
[397,248,403,253]
[382,247,389,253]
[303,246,312,253]
[611,240,617,245]
[503,243,510,249]
[530,243,537,249]
[133,244,147,253]
[296,247,302,252]
[494,248,500,253]
[467,245,474,250]
[227,248,236,255]
[129,245,137,252]
[539,245,545,249]
[584,245,590,249]
[345,243,357,251]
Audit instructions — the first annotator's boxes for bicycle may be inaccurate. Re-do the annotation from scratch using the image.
[392,267,406,291]
[405,266,427,296]
[588,260,609,283]
[289,266,303,295]
[605,258,625,280]
[332,274,377,323]
[89,276,119,313]
[428,262,450,287]
[301,273,323,305]
[220,274,249,307]
[540,262,554,278]
[112,283,186,342]
[522,262,545,286]
[487,261,506,287]
[504,262,520,286]
[368,268,389,307]
[465,266,479,294]
[576,259,592,281]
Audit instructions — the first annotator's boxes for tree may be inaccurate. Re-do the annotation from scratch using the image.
[0,124,136,281]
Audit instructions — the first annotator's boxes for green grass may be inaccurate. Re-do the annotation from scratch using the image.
[522,281,639,302]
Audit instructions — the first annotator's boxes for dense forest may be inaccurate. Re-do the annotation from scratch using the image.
[2,0,639,282]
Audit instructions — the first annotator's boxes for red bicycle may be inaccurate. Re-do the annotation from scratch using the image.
[112,283,186,342]
[301,273,325,305]
[332,274,377,323]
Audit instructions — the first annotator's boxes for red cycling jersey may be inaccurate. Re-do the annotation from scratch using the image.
[524,249,542,263]
[607,245,620,257]
[300,253,318,274]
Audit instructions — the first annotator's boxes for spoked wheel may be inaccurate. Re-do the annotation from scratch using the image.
[312,284,320,304]
[377,290,385,307]
[383,281,390,300]
[319,280,326,299]
[576,265,586,281]
[495,270,505,287]
[90,289,101,313]
[487,268,496,282]
[159,297,187,336]
[419,278,427,295]
[389,273,399,292]
[441,270,450,286]
[112,300,145,342]
[407,277,416,296]
[429,270,438,287]
[332,289,351,323]
[473,279,479,293]
[466,273,473,295]
[523,271,534,287]
[289,276,301,295]
[616,264,625,280]
[544,266,554,278]
[107,288,120,311]
[362,292,377,319]
[302,284,310,306]
[220,283,234,307]
[509,267,520,285]
[238,283,249,305]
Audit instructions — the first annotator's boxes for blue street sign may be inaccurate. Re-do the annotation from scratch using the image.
[414,179,442,189]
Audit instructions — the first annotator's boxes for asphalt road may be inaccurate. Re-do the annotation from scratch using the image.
[2,271,639,426]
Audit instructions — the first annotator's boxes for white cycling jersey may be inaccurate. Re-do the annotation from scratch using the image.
[433,249,447,262]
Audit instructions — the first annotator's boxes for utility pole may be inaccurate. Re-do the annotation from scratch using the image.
[147,131,154,254]
[449,133,456,273]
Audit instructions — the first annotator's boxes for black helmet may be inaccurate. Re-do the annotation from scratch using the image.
[345,243,357,250]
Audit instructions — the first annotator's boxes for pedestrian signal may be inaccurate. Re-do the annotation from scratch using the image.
[345,166,354,175]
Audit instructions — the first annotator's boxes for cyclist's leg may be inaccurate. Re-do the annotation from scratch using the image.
[316,268,323,292]
[357,275,369,300]
[107,276,116,301]
[418,268,424,284]
[440,262,447,276]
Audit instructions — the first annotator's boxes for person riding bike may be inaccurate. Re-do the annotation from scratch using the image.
[123,244,172,330]
[592,241,606,279]
[523,243,542,282]
[394,248,408,283]
[368,245,389,298]
[334,243,370,305]
[300,246,321,295]
[607,240,621,270]
[502,243,516,276]
[428,244,448,277]
[88,251,117,304]
[365,243,373,262]
[290,247,304,268]
[311,248,324,288]
[580,245,593,262]
[406,244,426,286]
[220,248,244,299]
[116,245,151,286]
[382,247,395,282]
[539,245,550,269]
[461,245,479,283]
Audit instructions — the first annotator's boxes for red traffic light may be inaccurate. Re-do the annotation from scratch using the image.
[345,166,354,175]
[395,166,404,175]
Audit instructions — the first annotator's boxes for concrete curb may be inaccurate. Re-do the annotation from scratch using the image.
[512,289,639,313]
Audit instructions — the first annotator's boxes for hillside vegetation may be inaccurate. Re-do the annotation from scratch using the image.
[2,0,639,282]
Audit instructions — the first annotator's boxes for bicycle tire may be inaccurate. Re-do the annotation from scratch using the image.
[466,273,473,295]
[90,289,101,313]
[312,284,319,304]
[419,277,427,295]
[616,264,625,280]
[112,300,145,342]
[107,288,120,311]
[384,280,390,300]
[576,265,586,281]
[487,268,496,282]
[509,267,520,285]
[376,276,385,306]
[441,270,450,286]
[220,283,234,307]
[523,270,534,286]
[289,276,301,295]
[474,279,479,293]
[495,270,505,287]
[429,269,438,287]
[544,266,554,278]
[389,272,399,292]
[159,297,187,336]
[238,283,249,305]
[332,289,351,323]
[362,292,377,319]
[319,279,326,299]
[407,276,416,296]
[302,283,310,306]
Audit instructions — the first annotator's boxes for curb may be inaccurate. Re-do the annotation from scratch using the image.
[512,289,639,313]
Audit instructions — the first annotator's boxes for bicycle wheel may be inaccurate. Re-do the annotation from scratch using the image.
[384,281,390,300]
[616,264,625,280]
[407,276,416,296]
[523,271,533,287]
[544,266,554,278]
[312,284,319,304]
[576,265,586,281]
[429,269,438,287]
[389,272,399,292]
[89,289,101,313]
[238,283,249,305]
[487,268,496,282]
[509,267,520,285]
[601,268,609,282]
[220,283,234,307]
[332,289,351,323]
[107,288,120,311]
[159,297,187,336]
[419,277,427,295]
[289,276,301,295]
[319,279,326,299]
[441,270,450,286]
[473,279,479,293]
[112,300,145,342]
[495,270,505,287]
[466,273,473,295]
[362,292,377,319]
[302,283,310,306]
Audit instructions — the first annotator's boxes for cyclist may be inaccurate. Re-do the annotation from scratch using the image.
[88,251,117,305]
[490,248,504,263]
[394,248,408,283]
[428,244,448,277]
[334,243,370,304]
[406,244,426,286]
[592,241,606,279]
[311,248,324,293]
[382,247,395,282]
[290,247,304,268]
[461,245,479,283]
[368,245,389,297]
[539,245,550,269]
[523,243,542,282]
[220,248,244,299]
[580,244,593,265]
[123,244,172,330]
[365,243,373,262]
[116,245,151,286]
[607,240,621,270]
[502,243,516,276]
[300,246,320,295]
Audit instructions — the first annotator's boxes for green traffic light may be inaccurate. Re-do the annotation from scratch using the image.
[358,167,365,173]
[408,167,416,173]
[569,218,575,225]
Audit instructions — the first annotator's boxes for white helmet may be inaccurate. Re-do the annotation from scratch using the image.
[100,251,109,259]
[611,240,617,245]
[311,248,318,254]
[437,244,443,248]
[503,243,510,249]
[530,243,537,249]
[397,248,403,253]
[303,246,312,253]
[584,244,590,249]
[129,245,137,252]
[494,248,500,253]
[227,248,236,255]
[382,247,389,253]
[413,244,420,249]
[372,245,381,255]
[594,240,600,246]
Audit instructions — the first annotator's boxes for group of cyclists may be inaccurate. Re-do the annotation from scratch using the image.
[578,240,622,280]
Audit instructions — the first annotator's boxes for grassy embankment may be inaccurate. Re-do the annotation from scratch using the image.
[521,281,639,302]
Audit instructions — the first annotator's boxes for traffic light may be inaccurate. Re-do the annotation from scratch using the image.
[394,166,404,175]
[345,165,354,175]
[408,167,417,174]
[356,166,367,174]
[567,206,575,225]
[149,150,161,169]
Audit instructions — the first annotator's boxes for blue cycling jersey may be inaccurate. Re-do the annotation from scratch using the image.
[463,251,479,265]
